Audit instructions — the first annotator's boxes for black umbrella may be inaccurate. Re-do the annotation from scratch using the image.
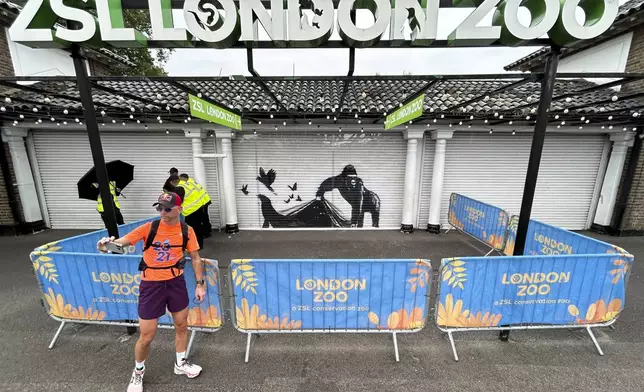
[77,160,135,201]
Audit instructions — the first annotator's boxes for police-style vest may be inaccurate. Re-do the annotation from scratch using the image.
[96,181,120,212]
[176,180,204,216]
[187,178,211,205]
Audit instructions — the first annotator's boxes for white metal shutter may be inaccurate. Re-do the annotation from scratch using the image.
[233,131,407,229]
[32,130,220,229]
[417,132,605,230]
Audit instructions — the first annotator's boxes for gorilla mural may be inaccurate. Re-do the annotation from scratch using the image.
[247,165,381,229]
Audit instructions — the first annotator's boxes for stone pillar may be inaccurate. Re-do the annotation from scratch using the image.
[427,130,454,233]
[215,130,239,234]
[1,128,42,223]
[593,132,636,227]
[184,129,207,187]
[401,129,425,233]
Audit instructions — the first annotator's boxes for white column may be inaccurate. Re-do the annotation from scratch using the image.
[215,129,239,233]
[1,128,43,223]
[593,132,636,227]
[184,129,207,188]
[427,130,454,233]
[401,129,425,232]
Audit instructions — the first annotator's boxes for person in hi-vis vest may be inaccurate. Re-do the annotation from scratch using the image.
[169,175,206,248]
[93,181,124,227]
[179,173,212,237]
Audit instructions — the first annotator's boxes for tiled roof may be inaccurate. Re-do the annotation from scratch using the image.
[0,77,642,128]
[504,0,644,72]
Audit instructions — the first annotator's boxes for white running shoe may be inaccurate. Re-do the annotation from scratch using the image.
[126,368,144,392]
[174,360,202,379]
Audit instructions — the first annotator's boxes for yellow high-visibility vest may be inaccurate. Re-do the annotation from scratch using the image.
[187,178,211,206]
[176,180,204,216]
[96,181,120,212]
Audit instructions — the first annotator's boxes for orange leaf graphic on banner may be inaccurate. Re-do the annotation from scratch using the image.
[568,299,623,324]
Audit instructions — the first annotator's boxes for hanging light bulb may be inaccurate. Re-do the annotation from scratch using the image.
[612,95,618,102]
[101,123,105,126]
[156,115,161,120]
[361,128,364,133]
[283,121,287,126]
[333,116,337,121]
[358,120,362,124]
[601,126,605,130]
[448,123,452,127]
[44,97,50,103]
[75,118,79,122]
[609,125,614,130]
[137,120,140,124]
[433,119,437,123]
[579,126,583,129]
[430,108,434,112]
[122,122,126,126]
[494,112,499,117]
[19,114,24,119]
[274,125,278,131]
[130,107,135,112]
[63,109,68,114]
[50,117,55,121]
[309,120,312,125]
[187,117,191,122]
[585,120,590,124]
[129,114,134,119]
[184,119,188,123]
[166,130,170,134]
[270,114,274,119]
[459,121,463,125]
[509,121,513,125]
[633,127,638,131]
[557,125,561,129]
[468,124,472,128]
[526,116,530,120]
[326,115,330,120]
[561,121,566,125]
[197,93,202,98]
[101,110,105,116]
[580,116,585,121]
[564,109,569,114]
[253,130,257,134]
[484,96,490,101]
[499,115,504,119]
[37,119,42,123]
[4,97,11,103]
[484,119,488,124]
[440,114,445,119]
[159,119,163,124]
[470,115,474,120]
[354,113,358,118]
[565,97,572,103]
[258,121,262,125]
[623,127,628,131]
[531,108,536,114]
[608,116,613,120]
[512,130,516,135]
[0,107,5,112]
[489,130,493,134]
[63,121,67,125]
[33,107,38,112]
[112,119,116,123]
[555,115,559,120]
[339,127,343,132]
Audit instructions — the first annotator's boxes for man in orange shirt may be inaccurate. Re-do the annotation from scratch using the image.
[97,192,206,392]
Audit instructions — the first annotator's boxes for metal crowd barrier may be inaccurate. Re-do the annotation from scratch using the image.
[446,193,510,256]
[29,218,225,358]
[437,247,633,361]
[227,258,432,362]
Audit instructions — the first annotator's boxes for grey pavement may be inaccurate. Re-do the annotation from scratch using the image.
[1,228,643,392]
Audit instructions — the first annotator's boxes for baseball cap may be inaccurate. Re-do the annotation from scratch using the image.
[153,192,182,208]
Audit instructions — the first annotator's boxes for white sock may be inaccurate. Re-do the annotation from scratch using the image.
[135,360,145,371]
[176,352,186,365]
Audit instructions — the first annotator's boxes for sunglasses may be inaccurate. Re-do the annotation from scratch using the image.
[155,206,173,213]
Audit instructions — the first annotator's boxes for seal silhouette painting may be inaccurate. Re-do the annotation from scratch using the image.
[246,165,381,229]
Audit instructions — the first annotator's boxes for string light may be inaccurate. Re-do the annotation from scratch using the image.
[565,97,572,103]
[489,130,493,134]
[440,114,445,119]
[354,113,358,118]
[494,112,499,117]
[63,121,67,125]
[271,114,274,119]
[258,121,262,125]
[75,118,79,122]
[130,115,134,119]
[555,115,559,120]
[585,120,590,124]
[580,116,585,121]
[33,108,38,112]
[361,128,364,133]
[612,95,618,102]
[197,93,202,98]
[484,119,488,124]
[609,125,614,130]
[112,119,116,124]
[509,121,513,125]
[101,110,105,116]
[608,116,613,120]
[526,116,530,120]
[512,130,516,135]
[130,107,135,112]
[63,109,68,114]
[19,114,24,119]
[137,120,140,124]
[561,121,566,125]
[309,120,312,125]
[470,115,474,120]
[283,121,287,126]
[5,97,11,103]
[358,120,362,124]
[564,109,569,114]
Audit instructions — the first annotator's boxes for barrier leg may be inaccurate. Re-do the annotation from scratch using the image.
[587,327,604,356]
[484,249,494,257]
[392,332,400,363]
[244,333,252,363]
[447,331,459,362]
[186,330,196,359]
[48,321,66,349]
[445,227,452,234]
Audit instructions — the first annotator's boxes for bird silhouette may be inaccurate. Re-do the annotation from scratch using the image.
[257,167,277,194]
[288,182,298,191]
[289,194,294,199]
[296,195,302,202]
[240,184,249,195]
[284,198,291,204]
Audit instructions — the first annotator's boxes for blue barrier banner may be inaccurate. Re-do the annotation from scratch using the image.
[448,194,509,251]
[436,254,633,328]
[504,215,630,257]
[30,240,223,329]
[230,259,431,331]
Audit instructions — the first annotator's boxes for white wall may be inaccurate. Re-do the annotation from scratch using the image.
[558,32,633,85]
[5,27,78,76]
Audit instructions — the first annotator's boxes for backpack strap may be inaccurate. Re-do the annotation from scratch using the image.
[180,222,189,252]
[143,219,161,252]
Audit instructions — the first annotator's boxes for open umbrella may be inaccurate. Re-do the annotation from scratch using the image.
[77,160,135,201]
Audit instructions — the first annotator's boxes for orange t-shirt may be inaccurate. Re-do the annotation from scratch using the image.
[123,220,199,281]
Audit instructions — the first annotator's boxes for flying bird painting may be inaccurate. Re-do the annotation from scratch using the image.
[288,183,298,191]
[257,167,277,194]
[296,195,302,202]
[240,184,249,195]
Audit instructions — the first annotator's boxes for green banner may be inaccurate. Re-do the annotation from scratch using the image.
[188,94,242,130]
[385,94,424,130]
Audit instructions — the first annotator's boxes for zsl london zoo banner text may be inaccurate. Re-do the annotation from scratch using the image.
[437,254,631,329]
[230,259,431,331]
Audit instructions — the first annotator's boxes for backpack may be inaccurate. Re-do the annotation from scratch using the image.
[138,219,190,277]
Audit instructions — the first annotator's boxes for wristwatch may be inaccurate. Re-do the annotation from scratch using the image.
[196,279,205,286]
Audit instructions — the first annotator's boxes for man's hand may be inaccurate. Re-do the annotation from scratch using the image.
[195,284,206,302]
[97,236,115,252]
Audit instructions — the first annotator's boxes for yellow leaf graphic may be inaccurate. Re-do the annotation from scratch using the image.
[456,273,466,277]
[39,265,45,274]
[44,263,54,268]
[242,281,247,289]
[368,312,379,325]
[452,267,466,273]
[609,269,620,275]
[47,246,62,252]
[235,274,242,286]
[238,265,254,271]
[243,272,255,277]
[249,286,257,295]
[411,283,417,293]
[38,256,52,262]
[457,282,464,290]
[443,270,453,281]
[451,260,465,267]
[409,268,421,275]
[246,278,257,282]
[612,275,620,284]
[613,259,625,266]
[51,276,59,284]
[586,303,597,321]
[568,305,579,317]
[449,276,456,285]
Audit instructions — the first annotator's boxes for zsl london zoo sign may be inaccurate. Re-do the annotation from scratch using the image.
[10,0,618,49]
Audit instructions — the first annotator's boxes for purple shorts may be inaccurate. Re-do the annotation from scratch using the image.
[138,275,189,320]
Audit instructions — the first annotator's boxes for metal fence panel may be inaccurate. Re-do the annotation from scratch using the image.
[448,193,509,252]
[228,258,432,333]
